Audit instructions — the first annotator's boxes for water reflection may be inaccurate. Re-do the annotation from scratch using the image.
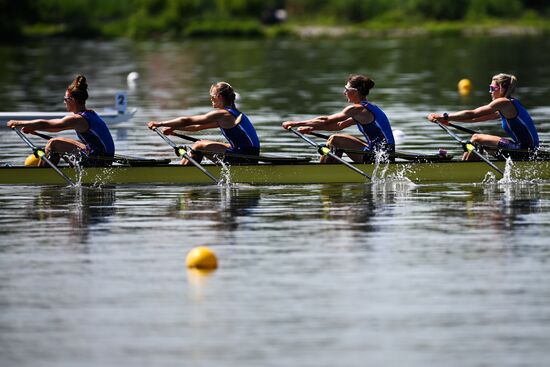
[479,182,544,230]
[411,182,547,234]
[28,186,116,242]
[171,186,261,231]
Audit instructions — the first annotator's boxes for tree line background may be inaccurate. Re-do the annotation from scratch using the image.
[1,0,549,41]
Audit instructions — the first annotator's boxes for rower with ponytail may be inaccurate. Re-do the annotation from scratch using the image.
[7,74,115,167]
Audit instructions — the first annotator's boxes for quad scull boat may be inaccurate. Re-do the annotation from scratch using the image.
[1,157,548,185]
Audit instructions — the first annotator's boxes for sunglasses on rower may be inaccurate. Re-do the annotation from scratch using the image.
[489,85,500,93]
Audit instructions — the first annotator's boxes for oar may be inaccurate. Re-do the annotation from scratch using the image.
[11,127,76,186]
[307,131,446,162]
[150,127,219,184]
[29,131,159,165]
[286,127,371,180]
[434,121,504,176]
[172,132,200,142]
[445,122,479,135]
[29,131,55,140]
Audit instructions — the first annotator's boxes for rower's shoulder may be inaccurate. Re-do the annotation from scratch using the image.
[343,103,372,118]
[207,108,233,119]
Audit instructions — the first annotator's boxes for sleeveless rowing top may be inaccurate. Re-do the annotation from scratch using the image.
[354,100,395,149]
[76,110,115,157]
[500,98,539,149]
[219,107,260,152]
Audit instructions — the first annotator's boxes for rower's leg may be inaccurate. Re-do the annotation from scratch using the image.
[462,134,501,161]
[323,134,368,163]
[43,137,86,166]
[181,140,229,165]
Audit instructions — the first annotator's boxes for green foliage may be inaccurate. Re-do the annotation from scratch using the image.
[184,19,264,37]
[405,0,468,20]
[2,0,548,41]
[466,0,524,19]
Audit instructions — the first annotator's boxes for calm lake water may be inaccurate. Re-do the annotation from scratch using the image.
[1,35,550,367]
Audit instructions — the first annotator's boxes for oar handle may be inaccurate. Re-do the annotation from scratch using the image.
[287,127,371,180]
[172,132,200,142]
[309,131,331,140]
[446,122,479,135]
[30,131,55,140]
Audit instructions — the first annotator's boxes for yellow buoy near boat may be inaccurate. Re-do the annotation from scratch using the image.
[24,154,40,166]
[458,78,472,96]
[186,246,218,269]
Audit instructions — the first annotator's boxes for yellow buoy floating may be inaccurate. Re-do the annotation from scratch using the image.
[24,154,40,166]
[186,246,218,269]
[458,78,472,96]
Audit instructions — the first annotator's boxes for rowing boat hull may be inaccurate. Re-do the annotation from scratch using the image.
[1,160,549,185]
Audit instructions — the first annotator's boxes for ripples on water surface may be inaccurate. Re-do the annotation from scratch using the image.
[1,182,550,367]
[1,36,550,366]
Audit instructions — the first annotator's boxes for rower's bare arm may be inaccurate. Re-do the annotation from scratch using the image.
[285,111,351,131]
[453,105,500,123]
[8,115,86,133]
[428,105,499,124]
[179,122,219,131]
[282,116,327,130]
[333,117,356,130]
[149,110,227,130]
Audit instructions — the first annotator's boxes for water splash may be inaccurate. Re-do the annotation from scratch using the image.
[91,167,116,188]
[370,150,415,186]
[214,156,232,186]
[482,171,497,184]
[66,154,84,187]
[370,150,389,183]
[498,156,515,184]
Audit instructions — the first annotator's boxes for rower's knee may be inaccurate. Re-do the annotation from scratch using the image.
[470,134,481,143]
[44,138,58,153]
[327,134,346,149]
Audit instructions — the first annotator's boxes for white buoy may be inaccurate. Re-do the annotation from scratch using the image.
[127,72,140,89]
[393,129,405,144]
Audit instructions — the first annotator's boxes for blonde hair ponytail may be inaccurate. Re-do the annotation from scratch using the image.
[492,73,517,98]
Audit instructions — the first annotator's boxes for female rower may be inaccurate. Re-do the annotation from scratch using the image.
[7,74,115,166]
[428,73,539,160]
[282,74,395,163]
[147,82,260,165]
